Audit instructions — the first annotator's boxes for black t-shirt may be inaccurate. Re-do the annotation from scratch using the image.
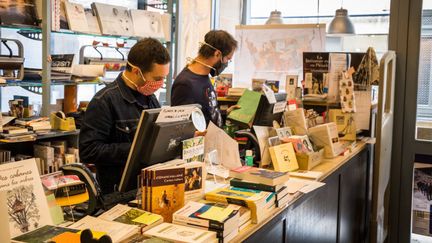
[171,67,222,127]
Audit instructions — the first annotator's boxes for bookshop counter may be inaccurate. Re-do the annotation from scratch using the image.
[232,142,371,242]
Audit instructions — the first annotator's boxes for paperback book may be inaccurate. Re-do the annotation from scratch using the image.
[143,222,217,243]
[0,158,53,237]
[229,166,289,186]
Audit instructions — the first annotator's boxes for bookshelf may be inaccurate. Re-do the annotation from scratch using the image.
[0,1,175,116]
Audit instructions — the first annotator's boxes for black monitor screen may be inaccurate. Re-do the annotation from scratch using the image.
[253,93,287,127]
[119,108,195,192]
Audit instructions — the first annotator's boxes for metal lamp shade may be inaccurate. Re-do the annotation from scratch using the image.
[266,10,284,25]
[327,8,355,35]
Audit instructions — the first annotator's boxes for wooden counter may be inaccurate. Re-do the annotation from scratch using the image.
[231,142,371,242]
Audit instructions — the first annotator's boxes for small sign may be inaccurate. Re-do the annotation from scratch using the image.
[273,101,287,114]
[262,84,276,104]
[155,106,195,123]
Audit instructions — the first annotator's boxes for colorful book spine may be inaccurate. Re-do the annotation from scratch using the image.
[229,179,279,192]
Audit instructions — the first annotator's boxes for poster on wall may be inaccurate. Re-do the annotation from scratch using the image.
[234,24,326,89]
[177,0,212,74]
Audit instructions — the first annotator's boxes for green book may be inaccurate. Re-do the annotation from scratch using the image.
[227,90,261,127]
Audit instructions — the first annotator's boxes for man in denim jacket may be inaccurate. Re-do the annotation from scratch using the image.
[79,38,170,195]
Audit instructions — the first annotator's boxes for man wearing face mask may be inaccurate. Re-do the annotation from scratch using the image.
[79,38,170,195]
[171,30,238,128]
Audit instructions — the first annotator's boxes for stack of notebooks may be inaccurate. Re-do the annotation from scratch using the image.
[15,117,52,134]
[172,200,251,242]
[141,159,205,222]
[229,166,292,208]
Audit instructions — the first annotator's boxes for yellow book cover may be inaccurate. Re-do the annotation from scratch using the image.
[149,168,185,223]
[269,142,299,172]
[205,187,273,223]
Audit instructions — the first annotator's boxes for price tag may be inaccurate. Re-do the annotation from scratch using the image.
[262,84,276,104]
[273,101,286,114]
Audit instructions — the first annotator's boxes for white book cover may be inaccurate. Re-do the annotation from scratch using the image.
[84,8,101,35]
[130,9,164,39]
[69,215,138,242]
[92,2,134,36]
[64,1,89,33]
[143,222,216,243]
[0,158,53,237]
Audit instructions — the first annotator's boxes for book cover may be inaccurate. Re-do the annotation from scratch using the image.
[276,127,293,140]
[229,166,289,186]
[284,135,314,153]
[328,109,356,141]
[265,80,280,93]
[182,136,205,162]
[84,8,101,35]
[227,90,262,127]
[269,142,299,172]
[0,158,53,237]
[184,162,206,201]
[11,225,79,243]
[303,52,329,95]
[92,2,134,36]
[173,201,239,232]
[98,204,162,232]
[285,75,298,99]
[205,187,272,223]
[283,108,308,135]
[215,74,233,88]
[64,1,89,33]
[229,179,283,192]
[143,223,216,243]
[252,79,265,92]
[130,9,164,39]
[308,122,343,158]
[69,216,138,243]
[149,167,185,223]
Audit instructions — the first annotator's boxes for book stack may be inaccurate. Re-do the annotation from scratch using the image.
[98,204,163,233]
[141,160,205,222]
[173,201,240,242]
[0,126,35,142]
[229,166,291,208]
[205,186,275,224]
[143,222,217,243]
[15,116,52,134]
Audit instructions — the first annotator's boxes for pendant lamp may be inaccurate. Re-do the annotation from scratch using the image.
[327,8,355,35]
[266,10,284,25]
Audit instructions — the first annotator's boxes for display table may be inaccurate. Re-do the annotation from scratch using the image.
[232,142,371,242]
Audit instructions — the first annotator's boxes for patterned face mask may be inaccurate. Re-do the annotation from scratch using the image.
[125,61,164,96]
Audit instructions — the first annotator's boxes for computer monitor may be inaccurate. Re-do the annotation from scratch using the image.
[119,108,196,192]
[253,93,287,127]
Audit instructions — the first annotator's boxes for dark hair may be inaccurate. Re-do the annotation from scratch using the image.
[198,30,238,58]
[126,38,170,73]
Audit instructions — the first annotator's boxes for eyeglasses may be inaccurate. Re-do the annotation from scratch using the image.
[222,56,233,64]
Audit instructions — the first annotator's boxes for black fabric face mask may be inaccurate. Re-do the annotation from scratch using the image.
[210,60,229,77]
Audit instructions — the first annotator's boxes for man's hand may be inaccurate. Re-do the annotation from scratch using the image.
[227,105,241,114]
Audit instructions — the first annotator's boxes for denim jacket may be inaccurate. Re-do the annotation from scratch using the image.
[79,74,160,194]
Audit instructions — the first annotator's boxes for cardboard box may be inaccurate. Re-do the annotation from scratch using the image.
[296,149,324,170]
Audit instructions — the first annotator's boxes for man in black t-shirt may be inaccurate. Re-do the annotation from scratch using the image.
[171,30,238,127]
